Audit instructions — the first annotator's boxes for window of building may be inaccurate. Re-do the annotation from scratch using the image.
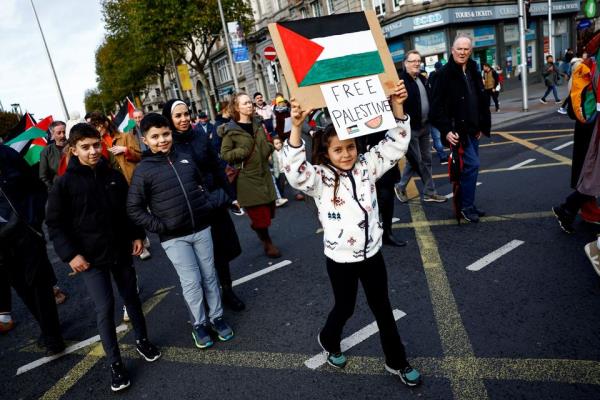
[300,7,308,18]
[311,1,322,17]
[326,0,335,14]
[215,58,232,84]
[393,0,405,11]
[154,88,161,98]
[373,0,385,16]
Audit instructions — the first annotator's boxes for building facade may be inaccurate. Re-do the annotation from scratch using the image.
[140,0,583,116]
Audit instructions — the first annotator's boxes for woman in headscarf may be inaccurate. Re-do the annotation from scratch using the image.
[162,99,245,311]
[220,93,281,258]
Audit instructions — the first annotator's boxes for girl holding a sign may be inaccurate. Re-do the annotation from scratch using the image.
[282,81,422,387]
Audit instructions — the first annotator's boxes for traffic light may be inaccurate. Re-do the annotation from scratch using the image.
[271,63,279,82]
[524,0,532,30]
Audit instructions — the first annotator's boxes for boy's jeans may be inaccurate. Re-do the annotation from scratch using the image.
[161,227,223,326]
[542,85,559,102]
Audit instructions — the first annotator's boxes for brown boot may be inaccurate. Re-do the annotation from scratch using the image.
[254,228,282,258]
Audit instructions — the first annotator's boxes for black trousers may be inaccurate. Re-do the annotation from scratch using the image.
[320,251,408,369]
[0,268,10,313]
[377,167,400,232]
[485,89,499,110]
[0,229,62,348]
[81,262,147,364]
[563,190,595,215]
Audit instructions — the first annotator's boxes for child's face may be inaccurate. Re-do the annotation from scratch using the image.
[71,137,102,168]
[143,126,173,154]
[273,139,282,150]
[327,135,357,171]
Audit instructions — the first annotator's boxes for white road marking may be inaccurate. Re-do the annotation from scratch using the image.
[18,261,294,375]
[508,159,536,170]
[16,324,128,376]
[304,309,406,369]
[552,141,573,151]
[466,240,525,272]
[392,217,400,223]
[232,260,293,287]
[445,182,482,199]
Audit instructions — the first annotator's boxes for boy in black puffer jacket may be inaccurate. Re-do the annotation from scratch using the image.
[46,124,161,393]
[127,113,234,350]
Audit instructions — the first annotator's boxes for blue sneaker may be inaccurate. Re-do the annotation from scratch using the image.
[385,364,422,387]
[317,333,347,369]
[210,317,234,341]
[192,323,214,349]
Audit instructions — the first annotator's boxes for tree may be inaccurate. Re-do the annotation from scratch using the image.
[84,88,112,114]
[102,0,253,118]
[0,111,19,138]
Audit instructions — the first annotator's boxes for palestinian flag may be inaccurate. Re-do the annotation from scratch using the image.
[275,12,384,87]
[4,112,36,143]
[5,126,48,166]
[114,97,136,133]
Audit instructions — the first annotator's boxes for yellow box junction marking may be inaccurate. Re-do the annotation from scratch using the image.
[495,132,572,165]
[40,286,173,400]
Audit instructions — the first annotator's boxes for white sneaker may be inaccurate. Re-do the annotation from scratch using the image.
[585,242,600,277]
[140,248,151,260]
[122,306,130,322]
[275,198,289,207]
[557,107,567,115]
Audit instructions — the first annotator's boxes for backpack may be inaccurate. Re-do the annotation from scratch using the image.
[568,60,598,124]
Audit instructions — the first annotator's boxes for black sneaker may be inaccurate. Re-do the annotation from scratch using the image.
[385,364,422,387]
[461,208,480,223]
[552,205,575,233]
[110,361,130,392]
[473,206,486,217]
[136,338,161,362]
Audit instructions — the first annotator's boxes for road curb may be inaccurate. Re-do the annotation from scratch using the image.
[491,109,556,131]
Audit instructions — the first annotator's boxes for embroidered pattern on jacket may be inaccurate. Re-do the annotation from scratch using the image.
[325,240,338,250]
[327,212,341,220]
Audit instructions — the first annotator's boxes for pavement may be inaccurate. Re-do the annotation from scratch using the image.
[491,82,569,130]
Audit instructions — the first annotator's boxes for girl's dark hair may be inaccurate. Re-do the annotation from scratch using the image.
[68,123,100,146]
[311,123,346,206]
[87,111,117,135]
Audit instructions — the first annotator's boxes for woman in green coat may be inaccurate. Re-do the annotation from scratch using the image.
[220,93,281,258]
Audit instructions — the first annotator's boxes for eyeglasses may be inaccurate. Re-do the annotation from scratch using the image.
[406,60,421,64]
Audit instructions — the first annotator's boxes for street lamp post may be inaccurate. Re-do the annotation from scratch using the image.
[30,0,69,120]
[518,0,529,112]
[548,0,554,57]
[217,0,240,92]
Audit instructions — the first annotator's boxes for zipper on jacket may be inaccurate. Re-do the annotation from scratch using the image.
[168,157,196,231]
[347,173,368,260]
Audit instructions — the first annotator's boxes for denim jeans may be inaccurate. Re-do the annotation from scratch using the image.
[541,85,559,102]
[397,124,436,195]
[461,135,480,210]
[161,227,223,326]
[430,125,447,161]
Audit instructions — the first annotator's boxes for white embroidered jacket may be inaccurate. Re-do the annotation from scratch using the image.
[282,119,411,263]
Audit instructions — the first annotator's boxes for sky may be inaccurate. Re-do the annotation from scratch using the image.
[0,0,105,122]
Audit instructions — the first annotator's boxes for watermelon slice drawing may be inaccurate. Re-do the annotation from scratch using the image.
[365,115,383,129]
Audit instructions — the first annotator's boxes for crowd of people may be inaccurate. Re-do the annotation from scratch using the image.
[1,33,599,394]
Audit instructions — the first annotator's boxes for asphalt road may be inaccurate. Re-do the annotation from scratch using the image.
[3,111,600,399]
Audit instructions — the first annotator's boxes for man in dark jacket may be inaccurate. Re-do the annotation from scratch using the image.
[46,124,161,392]
[430,35,491,222]
[0,144,64,354]
[39,121,66,190]
[394,50,447,204]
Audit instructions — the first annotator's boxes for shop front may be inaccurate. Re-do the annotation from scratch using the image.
[413,30,447,73]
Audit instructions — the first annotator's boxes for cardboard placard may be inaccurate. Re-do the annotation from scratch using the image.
[268,11,399,110]
[320,75,397,140]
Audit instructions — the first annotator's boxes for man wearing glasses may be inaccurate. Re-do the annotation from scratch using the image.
[394,50,447,204]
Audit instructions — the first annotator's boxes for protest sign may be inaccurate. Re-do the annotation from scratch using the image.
[268,11,398,110]
[320,75,396,140]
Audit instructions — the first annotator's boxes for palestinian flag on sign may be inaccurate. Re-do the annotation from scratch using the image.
[114,97,136,133]
[275,12,384,87]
